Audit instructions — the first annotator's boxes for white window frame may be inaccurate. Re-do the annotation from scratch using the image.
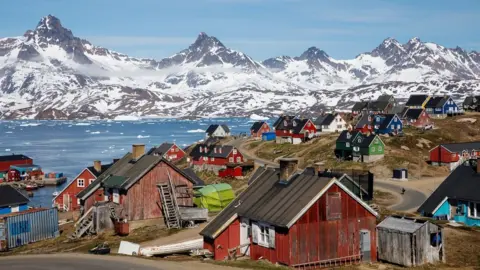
[255,223,275,248]
[236,157,241,163]
[469,202,480,218]
[211,157,215,161]
[77,179,85,187]
[346,142,350,147]
[229,157,234,163]
[233,149,237,155]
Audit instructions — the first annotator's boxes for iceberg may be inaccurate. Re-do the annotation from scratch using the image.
[250,114,269,121]
[114,115,141,121]
[187,129,205,133]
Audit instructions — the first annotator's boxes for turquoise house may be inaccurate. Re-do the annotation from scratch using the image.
[418,160,480,226]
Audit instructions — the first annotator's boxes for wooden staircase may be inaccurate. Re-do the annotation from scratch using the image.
[157,172,181,229]
[70,207,95,239]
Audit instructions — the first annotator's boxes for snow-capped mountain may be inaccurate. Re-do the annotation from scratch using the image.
[0,15,479,119]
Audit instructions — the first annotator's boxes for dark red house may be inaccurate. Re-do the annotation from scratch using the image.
[0,154,32,172]
[53,160,114,211]
[148,142,186,162]
[189,144,244,172]
[200,158,379,267]
[77,144,204,222]
[273,116,317,144]
[403,108,432,129]
[250,121,271,139]
[354,114,374,134]
[429,142,480,171]
[218,165,243,179]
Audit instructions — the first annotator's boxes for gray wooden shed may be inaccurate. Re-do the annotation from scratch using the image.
[377,216,445,267]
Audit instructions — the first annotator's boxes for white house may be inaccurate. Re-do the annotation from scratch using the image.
[205,124,231,138]
[314,113,346,134]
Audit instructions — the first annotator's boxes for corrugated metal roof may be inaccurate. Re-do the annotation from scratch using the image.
[377,216,426,233]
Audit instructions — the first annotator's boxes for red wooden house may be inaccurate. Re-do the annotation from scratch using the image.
[77,144,203,224]
[250,121,271,139]
[273,116,317,144]
[355,114,374,134]
[53,160,114,211]
[200,158,379,267]
[429,142,480,171]
[148,142,186,162]
[0,154,32,172]
[189,144,244,172]
[218,165,243,179]
[403,108,432,129]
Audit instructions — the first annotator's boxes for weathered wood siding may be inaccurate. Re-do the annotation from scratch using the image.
[120,161,194,221]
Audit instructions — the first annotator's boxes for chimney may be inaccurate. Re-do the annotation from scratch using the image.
[93,160,102,173]
[279,158,299,182]
[314,162,325,174]
[132,144,146,160]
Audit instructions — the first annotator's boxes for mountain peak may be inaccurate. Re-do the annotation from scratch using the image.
[36,15,63,31]
[298,47,329,60]
[189,32,225,51]
[407,37,422,45]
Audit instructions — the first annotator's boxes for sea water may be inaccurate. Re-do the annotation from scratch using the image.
[0,117,272,207]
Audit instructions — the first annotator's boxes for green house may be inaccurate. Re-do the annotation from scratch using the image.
[335,130,362,160]
[335,130,385,163]
[352,134,385,163]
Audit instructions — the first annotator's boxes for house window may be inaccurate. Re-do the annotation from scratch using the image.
[372,147,376,152]
[326,192,342,220]
[233,149,237,154]
[346,142,350,147]
[203,157,208,161]
[77,198,81,205]
[397,124,401,129]
[260,225,270,247]
[469,202,480,218]
[236,157,241,163]
[211,157,215,161]
[229,157,234,163]
[77,179,85,187]
[175,148,179,152]
[89,179,95,185]
[253,223,275,248]
[378,146,382,151]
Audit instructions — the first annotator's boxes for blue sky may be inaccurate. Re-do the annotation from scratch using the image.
[1,0,479,60]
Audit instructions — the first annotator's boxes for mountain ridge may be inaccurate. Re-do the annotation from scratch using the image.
[0,15,479,120]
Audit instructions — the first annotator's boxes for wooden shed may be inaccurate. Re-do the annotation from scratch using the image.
[376,216,445,267]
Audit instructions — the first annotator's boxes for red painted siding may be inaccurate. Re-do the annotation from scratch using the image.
[164,144,186,162]
[218,167,243,178]
[0,158,33,172]
[405,111,432,128]
[54,169,97,211]
[191,147,244,166]
[429,146,458,163]
[356,124,374,134]
[251,123,271,138]
[118,161,194,221]
[250,184,377,266]
[207,219,241,260]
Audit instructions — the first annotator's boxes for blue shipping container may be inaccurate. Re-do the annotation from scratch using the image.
[0,208,59,250]
[262,132,276,141]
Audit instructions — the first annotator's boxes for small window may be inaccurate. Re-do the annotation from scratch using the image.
[77,179,85,187]
[378,146,382,151]
[469,202,480,218]
[233,149,237,155]
[372,146,376,152]
[346,142,350,147]
[326,192,342,220]
[211,157,215,161]
[229,157,234,163]
[77,198,81,205]
[236,157,241,163]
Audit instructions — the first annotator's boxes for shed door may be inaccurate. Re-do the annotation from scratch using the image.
[360,230,371,262]
[240,218,250,256]
[63,194,71,211]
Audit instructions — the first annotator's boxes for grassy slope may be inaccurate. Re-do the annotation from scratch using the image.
[249,113,480,179]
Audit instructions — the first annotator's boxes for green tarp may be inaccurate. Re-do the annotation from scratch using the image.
[193,183,235,212]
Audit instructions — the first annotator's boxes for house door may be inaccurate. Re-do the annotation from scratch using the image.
[359,229,371,262]
[240,218,250,256]
[63,194,71,211]
[112,189,120,204]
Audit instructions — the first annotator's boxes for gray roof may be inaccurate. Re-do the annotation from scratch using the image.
[406,95,429,107]
[182,168,205,186]
[148,143,174,156]
[201,167,336,238]
[314,113,336,126]
[377,95,394,102]
[355,113,372,129]
[0,185,30,208]
[440,142,480,153]
[377,216,427,233]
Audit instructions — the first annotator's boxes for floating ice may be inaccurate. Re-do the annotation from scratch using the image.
[19,123,42,127]
[120,132,124,135]
[76,123,91,126]
[5,149,11,152]
[5,131,13,134]
[250,114,269,121]
[90,131,101,134]
[137,135,150,139]
[114,115,141,121]
[187,129,205,133]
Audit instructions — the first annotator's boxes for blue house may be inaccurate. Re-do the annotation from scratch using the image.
[418,160,480,226]
[261,132,276,141]
[425,96,461,118]
[373,114,403,135]
[0,185,30,215]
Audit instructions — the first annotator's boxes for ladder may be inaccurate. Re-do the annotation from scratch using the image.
[70,207,95,239]
[157,173,180,229]
[108,203,118,221]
